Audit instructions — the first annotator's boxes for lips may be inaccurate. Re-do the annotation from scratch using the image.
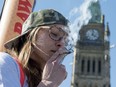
[51,50,57,53]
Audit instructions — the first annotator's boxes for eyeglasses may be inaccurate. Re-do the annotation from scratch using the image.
[49,26,67,41]
[39,25,74,53]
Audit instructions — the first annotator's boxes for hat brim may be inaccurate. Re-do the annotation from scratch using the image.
[4,29,31,50]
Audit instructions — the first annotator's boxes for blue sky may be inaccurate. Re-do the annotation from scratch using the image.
[0,0,116,87]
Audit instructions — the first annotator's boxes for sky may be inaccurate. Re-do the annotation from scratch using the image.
[0,0,116,87]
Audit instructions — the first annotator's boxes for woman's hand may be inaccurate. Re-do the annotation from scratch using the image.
[40,47,68,87]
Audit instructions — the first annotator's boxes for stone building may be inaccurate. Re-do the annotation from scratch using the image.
[71,1,111,87]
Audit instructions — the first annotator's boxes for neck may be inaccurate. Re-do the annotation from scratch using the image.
[30,52,46,70]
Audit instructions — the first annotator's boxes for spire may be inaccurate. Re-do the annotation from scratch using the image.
[101,14,105,24]
[89,0,102,23]
[105,22,110,36]
[104,22,110,42]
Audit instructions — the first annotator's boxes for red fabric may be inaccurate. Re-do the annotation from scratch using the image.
[15,59,25,87]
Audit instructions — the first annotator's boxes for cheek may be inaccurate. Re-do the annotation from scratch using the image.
[36,33,54,49]
[35,33,55,61]
[37,34,47,46]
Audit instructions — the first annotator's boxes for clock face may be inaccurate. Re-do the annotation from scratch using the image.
[86,29,99,40]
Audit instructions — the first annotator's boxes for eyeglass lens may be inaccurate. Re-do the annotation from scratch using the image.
[49,26,74,52]
[49,26,65,41]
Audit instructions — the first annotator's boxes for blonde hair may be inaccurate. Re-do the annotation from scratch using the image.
[18,27,38,67]
[7,27,42,87]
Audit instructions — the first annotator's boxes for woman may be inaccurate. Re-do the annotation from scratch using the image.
[0,9,73,87]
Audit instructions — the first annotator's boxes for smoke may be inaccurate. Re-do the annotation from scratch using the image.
[110,44,116,49]
[68,0,98,45]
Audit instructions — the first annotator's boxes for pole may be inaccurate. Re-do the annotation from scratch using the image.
[0,0,35,51]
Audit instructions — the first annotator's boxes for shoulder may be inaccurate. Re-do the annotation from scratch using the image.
[0,52,22,87]
[0,52,19,72]
[0,52,12,58]
[0,52,13,59]
[0,52,16,66]
[0,52,19,73]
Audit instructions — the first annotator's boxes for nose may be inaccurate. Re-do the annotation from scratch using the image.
[56,38,65,48]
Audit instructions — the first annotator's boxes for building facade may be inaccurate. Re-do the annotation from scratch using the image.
[71,1,110,87]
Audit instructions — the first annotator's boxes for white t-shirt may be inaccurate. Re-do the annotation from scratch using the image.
[0,52,28,87]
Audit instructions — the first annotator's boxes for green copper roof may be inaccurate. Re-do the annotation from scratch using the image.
[89,1,102,23]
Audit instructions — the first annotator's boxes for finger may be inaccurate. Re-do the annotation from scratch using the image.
[48,47,69,63]
[64,71,67,80]
[59,64,67,79]
[47,51,60,63]
[60,64,66,69]
[58,47,70,55]
[60,64,68,80]
[55,54,66,64]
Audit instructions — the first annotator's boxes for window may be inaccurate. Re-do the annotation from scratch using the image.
[98,60,101,74]
[92,60,96,73]
[81,59,85,73]
[87,60,90,73]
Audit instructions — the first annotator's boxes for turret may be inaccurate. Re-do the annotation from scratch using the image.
[89,0,102,23]
[106,22,110,36]
[101,15,105,27]
[105,22,110,41]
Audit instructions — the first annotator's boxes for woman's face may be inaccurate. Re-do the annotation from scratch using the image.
[32,24,69,62]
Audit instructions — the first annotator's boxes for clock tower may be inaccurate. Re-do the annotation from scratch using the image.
[71,1,111,87]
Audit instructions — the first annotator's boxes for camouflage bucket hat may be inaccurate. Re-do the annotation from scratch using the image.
[4,9,69,49]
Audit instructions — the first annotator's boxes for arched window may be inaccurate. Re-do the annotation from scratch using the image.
[81,59,85,73]
[98,60,101,75]
[87,60,90,73]
[92,60,96,73]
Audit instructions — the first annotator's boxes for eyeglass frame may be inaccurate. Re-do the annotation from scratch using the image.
[37,25,74,53]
